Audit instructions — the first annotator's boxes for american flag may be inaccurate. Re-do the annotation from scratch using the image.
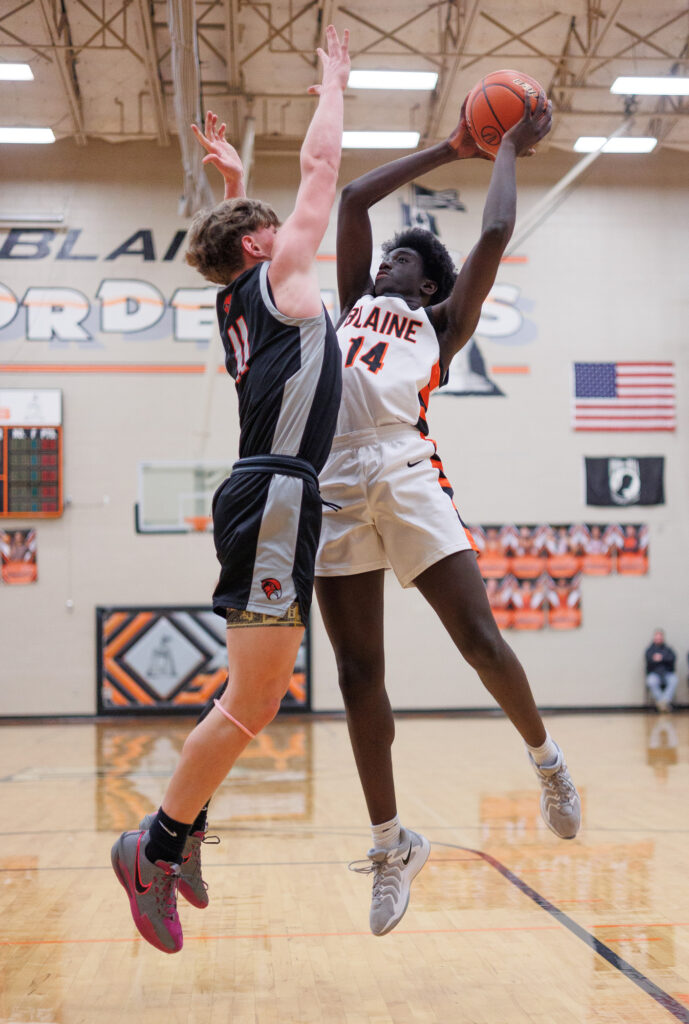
[572,362,676,431]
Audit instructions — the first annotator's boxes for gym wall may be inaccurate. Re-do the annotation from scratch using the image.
[0,140,687,716]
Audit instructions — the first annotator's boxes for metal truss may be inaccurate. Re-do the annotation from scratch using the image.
[2,1,689,154]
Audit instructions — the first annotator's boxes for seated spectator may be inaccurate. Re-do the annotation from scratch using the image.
[645,629,678,712]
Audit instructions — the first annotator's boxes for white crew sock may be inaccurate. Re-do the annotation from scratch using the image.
[371,815,401,851]
[526,732,560,768]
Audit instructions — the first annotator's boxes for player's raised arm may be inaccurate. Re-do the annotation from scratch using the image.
[267,26,350,319]
[191,110,246,200]
[432,93,552,368]
[335,103,488,320]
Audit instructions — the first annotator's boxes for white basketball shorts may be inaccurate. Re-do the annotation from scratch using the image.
[316,425,476,587]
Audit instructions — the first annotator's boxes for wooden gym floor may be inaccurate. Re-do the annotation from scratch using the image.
[1,711,688,1024]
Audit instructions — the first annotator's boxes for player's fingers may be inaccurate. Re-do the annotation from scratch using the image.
[341,28,349,56]
[315,46,327,66]
[202,154,220,167]
[533,89,547,119]
[218,122,227,140]
[307,84,322,95]
[325,23,338,55]
[520,94,532,123]
[191,123,212,150]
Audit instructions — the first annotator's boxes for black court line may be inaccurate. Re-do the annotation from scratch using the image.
[438,841,689,1023]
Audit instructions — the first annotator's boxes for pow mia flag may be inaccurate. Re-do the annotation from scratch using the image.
[585,456,665,506]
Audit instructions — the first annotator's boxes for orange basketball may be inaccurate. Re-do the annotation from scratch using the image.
[465,69,545,157]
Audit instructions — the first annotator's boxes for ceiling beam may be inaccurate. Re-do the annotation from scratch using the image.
[134,0,169,145]
[339,2,444,67]
[240,0,318,68]
[223,0,243,141]
[37,0,86,144]
[421,0,481,144]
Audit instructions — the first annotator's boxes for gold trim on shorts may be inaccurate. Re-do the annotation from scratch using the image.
[225,600,304,628]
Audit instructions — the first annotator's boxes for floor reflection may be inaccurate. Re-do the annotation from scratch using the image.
[95,718,314,831]
[646,715,679,781]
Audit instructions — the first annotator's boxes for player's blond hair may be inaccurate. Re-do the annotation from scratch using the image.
[185,198,279,285]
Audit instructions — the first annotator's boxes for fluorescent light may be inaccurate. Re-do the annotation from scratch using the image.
[0,212,64,223]
[348,70,438,90]
[573,136,657,153]
[0,63,34,81]
[611,76,689,96]
[343,130,420,149]
[0,127,55,144]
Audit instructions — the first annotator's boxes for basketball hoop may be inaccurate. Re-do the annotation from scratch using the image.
[184,515,212,533]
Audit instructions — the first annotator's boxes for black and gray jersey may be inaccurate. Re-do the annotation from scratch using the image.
[216,262,341,474]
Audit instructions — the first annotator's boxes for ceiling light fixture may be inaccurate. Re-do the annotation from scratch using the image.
[573,136,657,153]
[0,212,64,223]
[611,76,689,96]
[0,127,55,144]
[0,63,34,81]
[348,70,438,90]
[343,131,420,149]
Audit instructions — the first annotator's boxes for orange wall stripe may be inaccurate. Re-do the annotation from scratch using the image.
[490,365,531,375]
[0,364,210,374]
[103,612,129,639]
[104,657,155,705]
[105,612,154,657]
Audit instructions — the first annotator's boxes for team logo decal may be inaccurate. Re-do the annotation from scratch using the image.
[261,578,282,600]
[223,294,232,314]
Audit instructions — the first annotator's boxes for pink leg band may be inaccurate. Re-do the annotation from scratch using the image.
[213,699,256,740]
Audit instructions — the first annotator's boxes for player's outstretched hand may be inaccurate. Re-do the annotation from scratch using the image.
[501,92,552,157]
[446,98,493,160]
[307,25,350,96]
[191,110,245,189]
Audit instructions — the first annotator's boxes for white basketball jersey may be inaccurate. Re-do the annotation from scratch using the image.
[334,293,442,437]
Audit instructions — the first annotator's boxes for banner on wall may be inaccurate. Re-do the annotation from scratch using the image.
[1,528,37,584]
[471,523,648,630]
[585,456,665,506]
[96,607,310,714]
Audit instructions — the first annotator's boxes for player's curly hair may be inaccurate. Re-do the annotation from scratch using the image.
[381,227,457,303]
[185,198,279,284]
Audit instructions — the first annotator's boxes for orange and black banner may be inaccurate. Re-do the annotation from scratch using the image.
[1,527,37,584]
[96,606,310,714]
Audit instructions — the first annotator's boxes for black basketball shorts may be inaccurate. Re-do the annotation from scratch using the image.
[211,455,322,624]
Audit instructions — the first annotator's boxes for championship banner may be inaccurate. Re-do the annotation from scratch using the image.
[585,456,665,506]
[97,607,310,714]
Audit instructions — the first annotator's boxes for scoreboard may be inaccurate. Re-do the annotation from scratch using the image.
[0,389,63,518]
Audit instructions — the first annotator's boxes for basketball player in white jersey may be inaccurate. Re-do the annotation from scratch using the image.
[315,92,581,937]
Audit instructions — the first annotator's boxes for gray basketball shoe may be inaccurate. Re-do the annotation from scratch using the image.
[349,827,431,936]
[140,813,218,909]
[111,828,182,953]
[529,746,581,839]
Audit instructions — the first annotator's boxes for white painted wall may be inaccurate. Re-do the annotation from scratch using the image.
[0,140,687,715]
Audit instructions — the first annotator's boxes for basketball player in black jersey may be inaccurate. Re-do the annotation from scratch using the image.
[314,95,581,936]
[111,26,350,954]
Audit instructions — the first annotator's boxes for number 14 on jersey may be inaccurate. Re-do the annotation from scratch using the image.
[345,336,389,375]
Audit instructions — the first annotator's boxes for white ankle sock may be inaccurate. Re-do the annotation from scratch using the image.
[527,732,559,767]
[371,815,401,851]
